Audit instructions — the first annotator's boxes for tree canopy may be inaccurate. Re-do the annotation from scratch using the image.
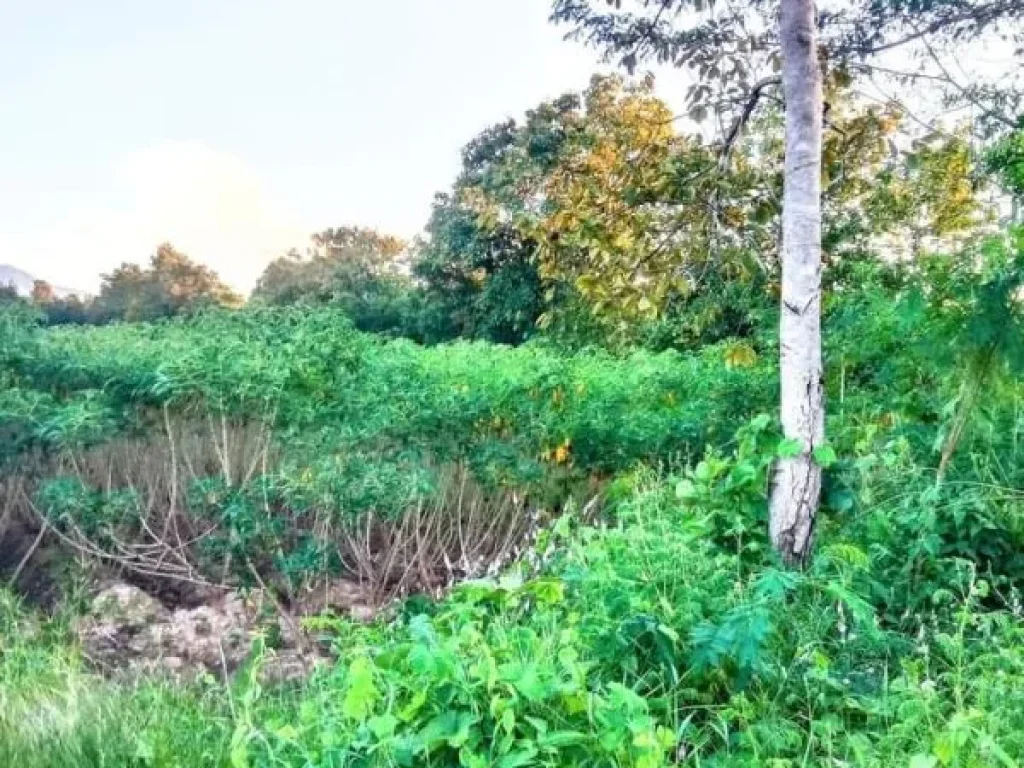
[91,243,242,323]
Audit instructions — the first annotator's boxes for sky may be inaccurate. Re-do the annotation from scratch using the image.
[0,0,692,294]
[3,3,1015,296]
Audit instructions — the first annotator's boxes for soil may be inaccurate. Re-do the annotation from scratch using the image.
[0,521,68,611]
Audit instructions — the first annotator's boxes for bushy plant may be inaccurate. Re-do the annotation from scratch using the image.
[3,414,1024,765]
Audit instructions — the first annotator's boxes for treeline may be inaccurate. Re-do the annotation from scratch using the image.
[12,74,1019,354]
[252,76,1000,351]
[9,243,241,326]
[245,75,1021,354]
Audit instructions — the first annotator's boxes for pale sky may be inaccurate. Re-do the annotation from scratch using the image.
[0,0,692,293]
[3,2,1014,295]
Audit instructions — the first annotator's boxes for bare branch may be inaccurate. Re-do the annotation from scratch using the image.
[719,76,782,166]
[850,0,1024,57]
[916,26,1018,129]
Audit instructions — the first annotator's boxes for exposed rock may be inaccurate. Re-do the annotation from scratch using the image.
[80,584,256,678]
[90,583,167,628]
[293,578,373,616]
[77,579,373,683]
[162,596,251,671]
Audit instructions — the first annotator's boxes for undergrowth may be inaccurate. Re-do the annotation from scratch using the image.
[2,415,1022,767]
[1,244,1023,766]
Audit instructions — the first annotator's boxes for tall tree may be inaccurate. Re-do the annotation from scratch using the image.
[772,0,823,564]
[415,95,582,343]
[254,226,407,307]
[252,226,416,334]
[30,280,55,305]
[551,0,1023,564]
[94,244,241,322]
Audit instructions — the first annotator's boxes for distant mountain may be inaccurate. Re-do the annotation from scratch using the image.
[0,264,83,298]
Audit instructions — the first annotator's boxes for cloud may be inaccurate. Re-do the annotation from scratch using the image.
[2,142,308,294]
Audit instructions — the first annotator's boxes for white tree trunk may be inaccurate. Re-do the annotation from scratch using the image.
[771,0,824,566]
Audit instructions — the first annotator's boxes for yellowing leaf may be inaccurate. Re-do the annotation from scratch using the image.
[553,441,571,464]
[724,342,757,369]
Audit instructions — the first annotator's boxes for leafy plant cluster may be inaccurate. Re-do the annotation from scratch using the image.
[4,225,1024,595]
[4,304,772,463]
[0,301,775,592]
[2,234,1024,765]
[2,407,1023,766]
[0,70,1019,765]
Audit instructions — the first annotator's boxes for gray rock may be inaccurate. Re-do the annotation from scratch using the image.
[77,579,375,682]
[90,583,167,628]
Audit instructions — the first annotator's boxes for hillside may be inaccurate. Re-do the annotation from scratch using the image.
[0,263,81,298]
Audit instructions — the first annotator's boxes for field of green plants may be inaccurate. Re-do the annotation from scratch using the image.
[2,238,1024,766]
[4,1,1024,761]
[1,304,771,596]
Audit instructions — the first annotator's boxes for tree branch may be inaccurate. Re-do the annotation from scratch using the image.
[719,76,781,166]
[916,26,1019,129]
[852,0,1024,57]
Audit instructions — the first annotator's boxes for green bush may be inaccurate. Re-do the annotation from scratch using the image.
[4,423,1023,766]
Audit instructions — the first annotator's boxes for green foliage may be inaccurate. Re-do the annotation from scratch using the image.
[551,0,1023,138]
[11,245,240,327]
[986,124,1024,199]
[251,226,421,336]
[413,92,586,344]
[410,67,994,351]
[8,305,772,474]
[3,416,1024,765]
[90,243,242,323]
[3,180,1024,768]
[0,304,777,592]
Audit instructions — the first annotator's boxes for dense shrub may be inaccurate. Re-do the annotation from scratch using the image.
[2,422,1023,766]
[3,244,1024,765]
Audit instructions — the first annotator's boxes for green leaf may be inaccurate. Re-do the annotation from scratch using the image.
[499,661,548,702]
[272,724,299,741]
[539,730,588,748]
[368,713,398,740]
[824,582,876,628]
[496,748,538,768]
[418,711,480,750]
[229,724,251,768]
[753,568,800,600]
[342,656,379,720]
[749,414,772,432]
[525,578,565,605]
[776,438,804,458]
[813,444,838,468]
[675,479,698,500]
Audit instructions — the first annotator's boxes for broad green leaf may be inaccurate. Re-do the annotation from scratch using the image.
[776,438,804,458]
[813,444,838,468]
[496,748,538,768]
[342,656,379,721]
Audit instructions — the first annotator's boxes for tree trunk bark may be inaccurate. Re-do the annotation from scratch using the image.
[770,0,824,567]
